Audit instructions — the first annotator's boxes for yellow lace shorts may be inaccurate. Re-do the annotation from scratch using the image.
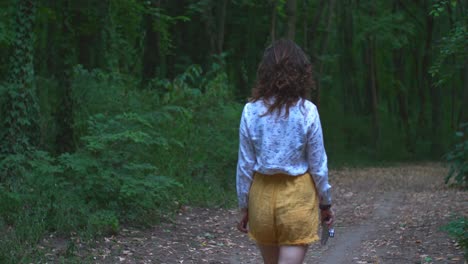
[248,172,319,246]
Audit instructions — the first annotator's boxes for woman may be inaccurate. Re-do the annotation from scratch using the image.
[236,39,334,264]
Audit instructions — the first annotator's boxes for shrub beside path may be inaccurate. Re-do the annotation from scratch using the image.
[41,164,466,263]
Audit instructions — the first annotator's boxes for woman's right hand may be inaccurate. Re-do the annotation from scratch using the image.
[320,208,334,228]
[237,208,249,233]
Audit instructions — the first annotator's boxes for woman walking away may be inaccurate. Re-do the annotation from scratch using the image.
[236,39,334,264]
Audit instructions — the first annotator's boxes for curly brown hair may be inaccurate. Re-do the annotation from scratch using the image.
[251,39,315,117]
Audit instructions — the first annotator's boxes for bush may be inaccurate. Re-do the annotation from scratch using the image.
[0,61,239,262]
[87,210,119,237]
[0,185,21,224]
[148,61,240,207]
[441,217,468,258]
[445,123,468,188]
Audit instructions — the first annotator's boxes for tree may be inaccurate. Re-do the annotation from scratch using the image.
[312,0,333,107]
[392,1,411,151]
[1,0,39,155]
[270,0,278,41]
[54,0,77,153]
[363,1,380,150]
[286,0,297,40]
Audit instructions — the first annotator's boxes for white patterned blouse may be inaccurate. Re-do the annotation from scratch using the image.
[236,98,332,209]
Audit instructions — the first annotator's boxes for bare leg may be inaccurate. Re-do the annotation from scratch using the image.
[278,245,308,264]
[257,244,279,264]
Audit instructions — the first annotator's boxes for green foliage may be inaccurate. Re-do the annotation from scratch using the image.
[0,4,14,46]
[60,111,183,220]
[147,5,190,56]
[148,58,239,207]
[355,5,415,48]
[1,1,39,156]
[445,123,468,187]
[87,210,119,236]
[0,83,39,155]
[0,185,21,224]
[0,60,238,262]
[429,0,468,88]
[430,22,468,87]
[429,0,457,17]
[441,217,468,257]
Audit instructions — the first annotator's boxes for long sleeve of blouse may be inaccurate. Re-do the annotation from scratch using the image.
[236,107,256,209]
[305,104,332,205]
[236,99,332,209]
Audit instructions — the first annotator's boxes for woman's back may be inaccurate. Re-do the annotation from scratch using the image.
[241,98,322,176]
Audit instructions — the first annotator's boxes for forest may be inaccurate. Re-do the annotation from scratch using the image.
[0,0,467,262]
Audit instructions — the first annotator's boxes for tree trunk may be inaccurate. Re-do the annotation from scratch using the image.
[393,50,411,152]
[308,0,326,50]
[364,2,380,150]
[286,0,297,40]
[55,0,77,153]
[418,2,434,135]
[392,1,411,152]
[421,9,442,155]
[1,0,39,155]
[313,0,334,108]
[458,62,468,126]
[270,0,278,41]
[142,15,157,81]
[369,36,380,150]
[216,0,228,54]
[338,0,358,114]
[202,0,216,54]
[446,3,456,130]
[303,0,308,48]
[142,0,161,82]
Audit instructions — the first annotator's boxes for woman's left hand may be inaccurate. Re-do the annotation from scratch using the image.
[237,208,249,233]
[320,208,334,228]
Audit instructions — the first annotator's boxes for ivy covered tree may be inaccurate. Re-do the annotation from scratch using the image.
[1,0,39,156]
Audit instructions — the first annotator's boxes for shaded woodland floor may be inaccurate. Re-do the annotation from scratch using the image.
[40,164,467,263]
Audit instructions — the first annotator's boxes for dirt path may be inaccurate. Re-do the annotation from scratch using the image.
[41,164,467,263]
[317,193,402,263]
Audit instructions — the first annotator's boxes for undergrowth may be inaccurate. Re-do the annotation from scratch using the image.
[445,122,468,188]
[441,217,468,258]
[0,61,240,262]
